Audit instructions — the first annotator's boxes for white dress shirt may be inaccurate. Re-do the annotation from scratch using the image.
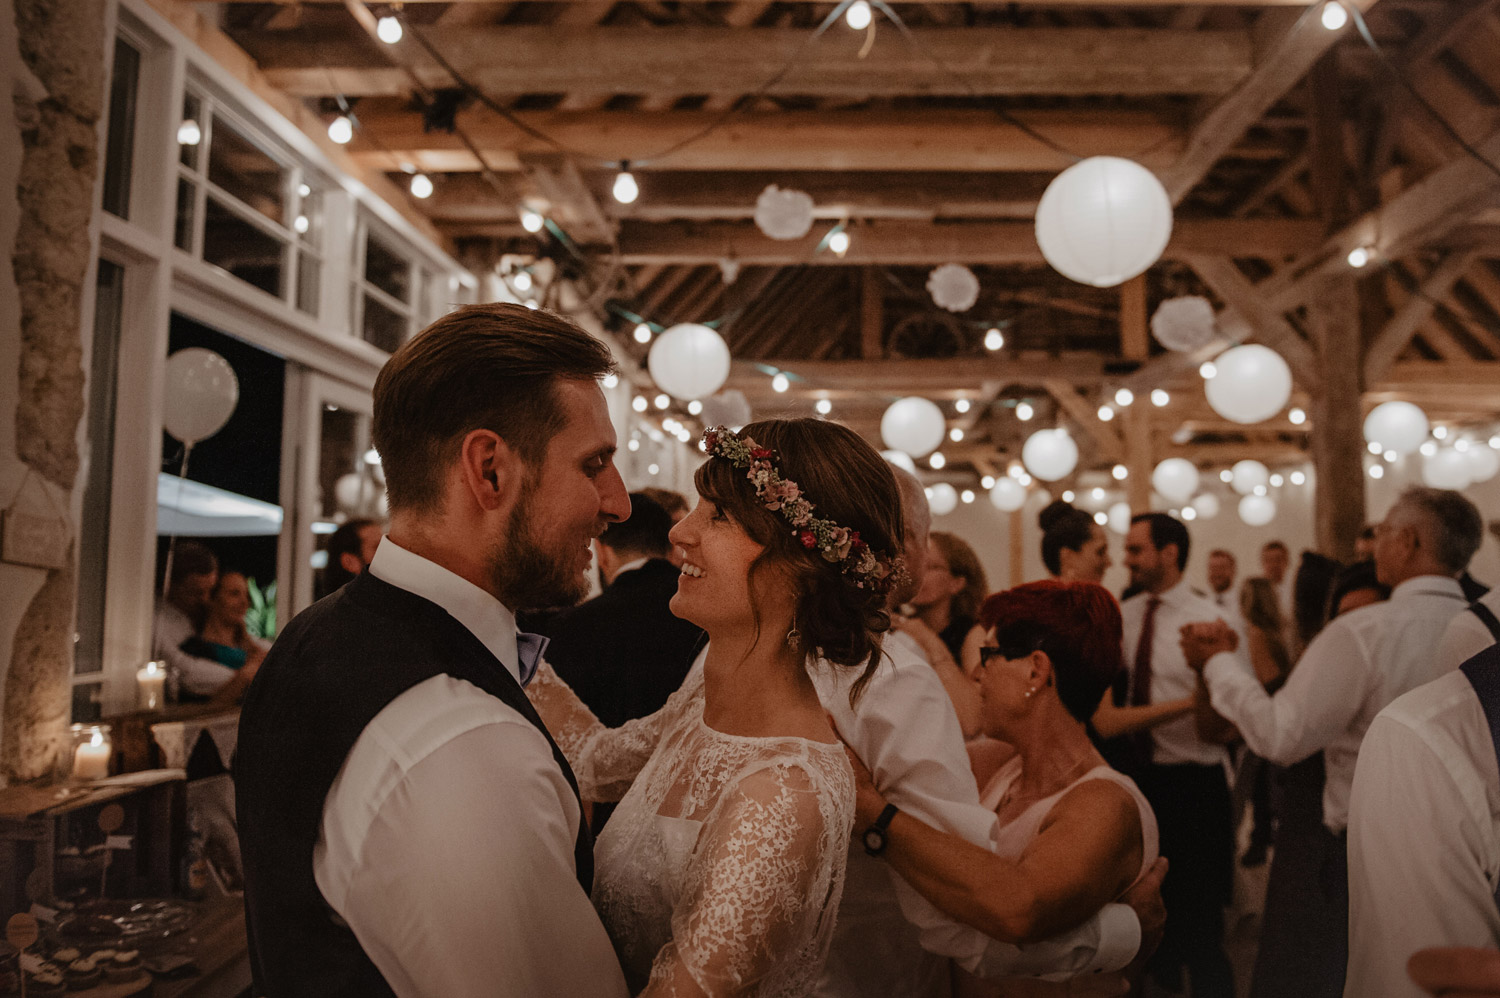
[1204,574,1470,833]
[812,630,1141,997]
[1208,588,1246,636]
[1120,580,1239,767]
[1439,586,1500,669]
[152,602,235,697]
[1345,669,1500,998]
[313,538,628,998]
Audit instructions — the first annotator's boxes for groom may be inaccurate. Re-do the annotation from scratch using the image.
[236,303,631,998]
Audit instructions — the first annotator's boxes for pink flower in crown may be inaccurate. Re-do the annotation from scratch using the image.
[799,530,818,549]
[750,448,773,460]
[827,526,854,561]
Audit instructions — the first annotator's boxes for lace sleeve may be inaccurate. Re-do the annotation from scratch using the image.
[641,755,853,998]
[527,661,698,802]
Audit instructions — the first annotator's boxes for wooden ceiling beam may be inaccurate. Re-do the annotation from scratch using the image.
[1183,253,1322,382]
[1365,252,1480,380]
[724,356,1106,394]
[517,152,615,245]
[612,218,1324,265]
[207,0,1324,6]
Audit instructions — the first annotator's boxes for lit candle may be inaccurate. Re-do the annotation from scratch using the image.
[73,729,111,781]
[136,661,166,711]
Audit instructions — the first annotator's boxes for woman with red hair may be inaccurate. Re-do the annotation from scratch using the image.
[846,580,1161,994]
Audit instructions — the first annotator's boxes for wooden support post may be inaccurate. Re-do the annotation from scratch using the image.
[1120,275,1149,361]
[1307,276,1366,561]
[1123,405,1152,511]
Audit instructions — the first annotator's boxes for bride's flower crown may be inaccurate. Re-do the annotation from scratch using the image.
[702,426,902,595]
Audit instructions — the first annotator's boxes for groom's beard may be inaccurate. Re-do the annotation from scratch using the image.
[489,478,592,611]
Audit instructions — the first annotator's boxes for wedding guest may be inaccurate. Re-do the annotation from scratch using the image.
[1258,540,1299,656]
[1187,486,1484,998]
[910,531,988,668]
[180,570,268,705]
[1408,948,1500,997]
[640,486,689,567]
[318,518,381,599]
[154,541,241,700]
[1232,578,1291,869]
[1205,550,1240,621]
[1354,524,1377,560]
[236,303,632,998]
[1039,500,1111,584]
[1439,579,1500,668]
[842,580,1162,998]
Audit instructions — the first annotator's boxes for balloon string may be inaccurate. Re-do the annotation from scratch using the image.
[160,443,194,606]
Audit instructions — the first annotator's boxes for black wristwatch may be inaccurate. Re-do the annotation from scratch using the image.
[862,803,900,857]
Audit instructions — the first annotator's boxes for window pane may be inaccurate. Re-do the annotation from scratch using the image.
[203,196,284,298]
[297,252,320,315]
[102,37,140,219]
[174,178,195,251]
[207,117,285,226]
[76,260,125,678]
[179,92,202,170]
[362,294,406,353]
[72,683,104,724]
[364,234,410,303]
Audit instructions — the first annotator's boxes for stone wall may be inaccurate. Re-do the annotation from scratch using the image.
[0,0,103,783]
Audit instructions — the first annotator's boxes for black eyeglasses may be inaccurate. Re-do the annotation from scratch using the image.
[978,629,1050,668]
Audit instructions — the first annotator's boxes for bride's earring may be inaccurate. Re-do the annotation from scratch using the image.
[786,627,801,648]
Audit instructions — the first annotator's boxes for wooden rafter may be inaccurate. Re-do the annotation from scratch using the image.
[1365,252,1479,378]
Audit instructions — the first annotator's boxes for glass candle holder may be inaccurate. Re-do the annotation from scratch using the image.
[69,723,112,781]
[136,660,167,711]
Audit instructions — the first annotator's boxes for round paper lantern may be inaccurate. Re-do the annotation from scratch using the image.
[1107,501,1132,535]
[1022,429,1079,482]
[1190,493,1221,520]
[882,449,917,474]
[989,477,1026,512]
[881,397,946,457]
[926,264,981,313]
[1239,494,1277,527]
[1466,445,1500,484]
[163,348,239,445]
[1231,459,1269,496]
[648,323,732,401]
[1423,448,1472,490]
[698,389,752,431]
[1151,458,1200,504]
[753,185,815,241]
[1035,156,1173,289]
[1362,400,1429,456]
[1205,345,1292,424]
[1150,296,1218,353]
[927,483,959,516]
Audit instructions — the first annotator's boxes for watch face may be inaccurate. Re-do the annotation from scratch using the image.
[863,827,885,853]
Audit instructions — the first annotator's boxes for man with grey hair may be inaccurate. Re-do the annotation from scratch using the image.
[1183,486,1483,994]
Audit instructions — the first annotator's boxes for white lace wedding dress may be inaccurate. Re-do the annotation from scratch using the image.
[528,662,854,997]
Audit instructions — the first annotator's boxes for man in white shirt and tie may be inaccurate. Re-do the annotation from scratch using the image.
[1185,486,1484,998]
[1206,549,1243,628]
[236,303,633,998]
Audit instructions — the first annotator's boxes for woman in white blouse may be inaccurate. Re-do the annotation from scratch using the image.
[529,417,906,997]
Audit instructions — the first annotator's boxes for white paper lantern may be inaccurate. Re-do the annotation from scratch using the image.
[753,185,815,241]
[928,483,959,516]
[1150,296,1218,353]
[1022,429,1079,482]
[1205,345,1292,424]
[163,348,240,445]
[1238,494,1277,527]
[1467,445,1500,484]
[926,264,981,313]
[882,449,917,474]
[1423,448,1473,490]
[1190,493,1221,520]
[989,477,1026,512]
[698,389,752,431]
[1151,458,1200,504]
[1231,459,1269,496]
[1034,156,1173,289]
[881,397,946,457]
[647,323,732,401]
[1363,400,1430,456]
[1107,501,1132,535]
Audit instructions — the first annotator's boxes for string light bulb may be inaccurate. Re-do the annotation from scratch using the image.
[1151,389,1170,407]
[1347,245,1372,268]
[929,452,946,470]
[602,373,619,389]
[845,0,873,30]
[519,209,545,233]
[654,393,670,410]
[376,15,403,43]
[828,229,851,257]
[613,163,640,205]
[177,119,201,146]
[1289,407,1306,425]
[981,475,996,489]
[949,427,964,442]
[1321,1,1349,30]
[294,215,310,234]
[1199,361,1217,380]
[1291,470,1306,485]
[816,399,832,415]
[1114,388,1134,407]
[1098,405,1115,422]
[327,115,354,145]
[1112,464,1128,480]
[633,323,652,344]
[632,396,648,413]
[984,328,1005,351]
[409,172,433,199]
[771,372,790,393]
[1016,401,1034,421]
[955,399,971,414]
[512,270,533,292]
[688,400,703,415]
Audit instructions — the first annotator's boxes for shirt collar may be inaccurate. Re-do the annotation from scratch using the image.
[1391,574,1466,602]
[1153,578,1193,607]
[368,537,524,686]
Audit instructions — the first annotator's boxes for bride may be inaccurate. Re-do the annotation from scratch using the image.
[528,418,906,996]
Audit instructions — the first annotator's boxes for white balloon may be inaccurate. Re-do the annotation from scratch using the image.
[1150,296,1217,352]
[881,397,946,457]
[648,323,732,401]
[1231,459,1270,496]
[1205,345,1292,424]
[1035,156,1173,289]
[163,348,239,445]
[882,449,917,474]
[1423,448,1473,489]
[753,185,815,241]
[1022,429,1079,482]
[928,483,959,516]
[1467,445,1500,484]
[1362,400,1429,455]
[926,264,981,313]
[1190,493,1221,520]
[1151,458,1200,504]
[989,477,1026,512]
[1238,494,1277,527]
[1107,501,1132,535]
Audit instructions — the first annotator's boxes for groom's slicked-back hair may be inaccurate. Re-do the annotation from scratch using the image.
[373,302,616,514]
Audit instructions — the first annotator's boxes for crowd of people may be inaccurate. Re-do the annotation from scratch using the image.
[220,301,1500,998]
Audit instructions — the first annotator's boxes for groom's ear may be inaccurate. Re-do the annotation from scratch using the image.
[456,428,523,512]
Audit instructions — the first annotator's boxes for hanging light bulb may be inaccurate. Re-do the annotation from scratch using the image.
[984,328,1005,351]
[602,373,619,389]
[929,452,946,470]
[654,393,670,410]
[632,396,648,412]
[1199,361,1217,380]
[1151,389,1170,407]
[688,399,703,415]
[376,15,403,43]
[1347,245,1372,268]
[828,229,851,257]
[771,372,790,393]
[1062,489,1075,502]
[1321,1,1349,31]
[1114,388,1134,407]
[512,270,533,293]
[1098,405,1115,422]
[1289,407,1306,425]
[327,115,354,145]
[409,172,433,199]
[949,427,964,442]
[816,398,832,415]
[177,119,202,146]
[519,208,545,233]
[1016,401,1034,421]
[955,399,971,414]
[1112,464,1128,480]
[981,475,996,489]
[294,215,310,234]
[1291,470,1306,485]
[845,0,873,30]
[961,489,975,504]
[633,323,653,344]
[627,438,640,452]
[613,163,640,205]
